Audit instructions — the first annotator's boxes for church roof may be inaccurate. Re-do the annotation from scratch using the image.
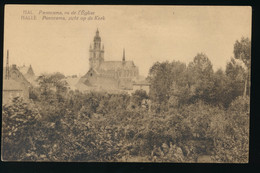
[82,68,100,78]
[98,61,136,71]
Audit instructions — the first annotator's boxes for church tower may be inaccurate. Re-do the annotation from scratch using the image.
[89,29,104,70]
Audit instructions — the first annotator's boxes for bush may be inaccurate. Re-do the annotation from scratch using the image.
[212,96,249,163]
[2,85,249,162]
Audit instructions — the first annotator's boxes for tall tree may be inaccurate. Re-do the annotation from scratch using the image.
[225,58,245,106]
[211,69,228,107]
[147,61,186,110]
[37,72,68,102]
[187,53,215,104]
[233,37,251,97]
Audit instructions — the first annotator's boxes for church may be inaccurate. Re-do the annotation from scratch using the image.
[78,29,140,91]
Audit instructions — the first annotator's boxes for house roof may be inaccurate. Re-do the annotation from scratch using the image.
[3,79,24,91]
[3,65,32,87]
[18,65,30,75]
[18,65,35,76]
[82,68,100,78]
[65,77,80,89]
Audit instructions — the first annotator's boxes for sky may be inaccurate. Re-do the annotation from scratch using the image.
[3,5,252,76]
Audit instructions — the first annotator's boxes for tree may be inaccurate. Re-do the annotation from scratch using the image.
[36,72,68,102]
[188,53,214,78]
[224,58,245,106]
[147,61,186,111]
[2,97,41,160]
[233,37,251,97]
[211,69,227,106]
[148,61,173,105]
[187,53,215,104]
[211,96,249,163]
[168,81,190,108]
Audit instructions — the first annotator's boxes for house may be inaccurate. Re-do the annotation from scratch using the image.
[2,79,29,105]
[2,50,31,105]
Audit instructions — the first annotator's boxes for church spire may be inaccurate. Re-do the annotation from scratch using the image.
[96,28,99,36]
[5,49,10,80]
[93,28,101,49]
[122,48,125,62]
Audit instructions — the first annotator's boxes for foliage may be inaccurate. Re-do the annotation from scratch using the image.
[212,96,249,163]
[233,37,251,69]
[186,53,215,104]
[233,37,251,96]
[36,72,68,102]
[148,60,186,111]
[224,58,246,106]
[131,89,149,108]
[2,37,250,163]
[2,88,250,162]
[2,97,41,160]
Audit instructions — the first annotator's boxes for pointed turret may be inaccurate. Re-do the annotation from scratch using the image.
[27,64,35,76]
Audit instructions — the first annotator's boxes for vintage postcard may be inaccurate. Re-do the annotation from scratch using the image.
[2,5,251,162]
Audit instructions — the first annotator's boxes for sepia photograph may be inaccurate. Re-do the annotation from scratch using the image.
[2,5,251,163]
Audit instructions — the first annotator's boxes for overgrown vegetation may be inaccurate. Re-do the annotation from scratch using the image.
[2,37,250,162]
